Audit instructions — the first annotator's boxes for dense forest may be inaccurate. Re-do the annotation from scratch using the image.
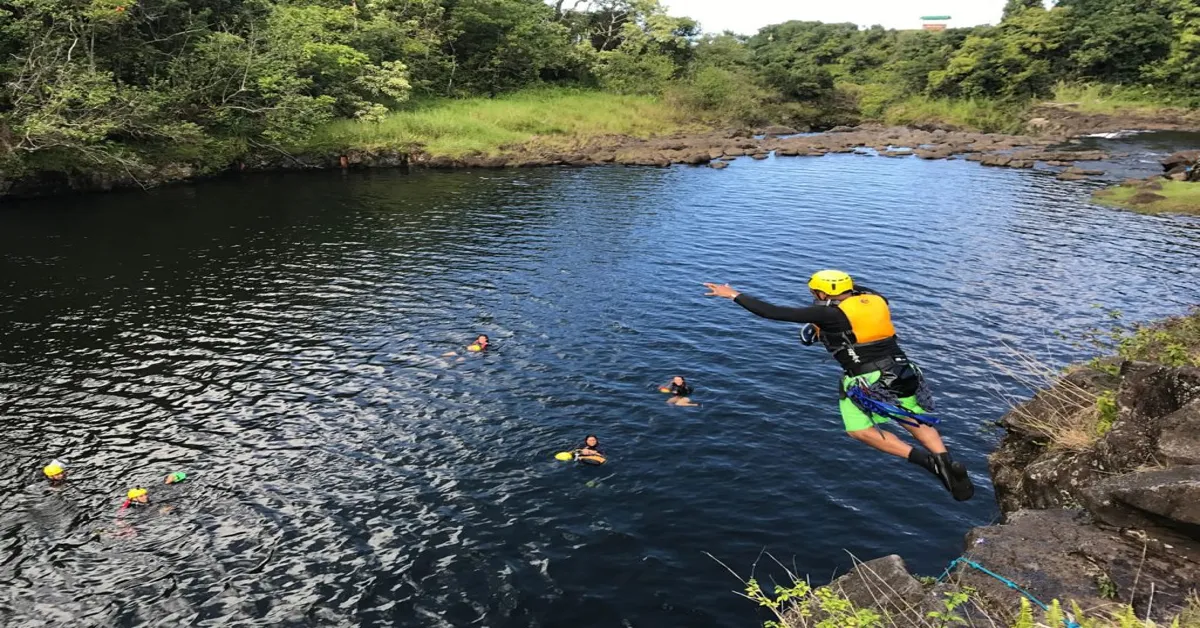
[1,0,1198,180]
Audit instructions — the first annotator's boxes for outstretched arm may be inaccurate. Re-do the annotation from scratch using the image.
[703,283,843,325]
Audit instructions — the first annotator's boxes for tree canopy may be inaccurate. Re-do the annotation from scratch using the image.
[1,0,1197,179]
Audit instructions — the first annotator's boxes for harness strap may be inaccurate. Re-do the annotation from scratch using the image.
[845,383,942,427]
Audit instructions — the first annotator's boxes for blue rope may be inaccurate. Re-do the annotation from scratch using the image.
[845,385,942,427]
[936,557,1081,628]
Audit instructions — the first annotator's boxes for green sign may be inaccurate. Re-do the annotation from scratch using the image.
[920,15,952,20]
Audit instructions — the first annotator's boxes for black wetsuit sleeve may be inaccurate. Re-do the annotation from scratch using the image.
[733,294,845,326]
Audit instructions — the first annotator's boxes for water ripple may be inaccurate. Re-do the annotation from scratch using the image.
[2,136,1200,626]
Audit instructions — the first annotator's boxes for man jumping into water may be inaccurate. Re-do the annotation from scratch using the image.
[704,270,973,501]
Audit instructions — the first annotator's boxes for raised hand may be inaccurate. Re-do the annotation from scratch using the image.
[703,282,740,299]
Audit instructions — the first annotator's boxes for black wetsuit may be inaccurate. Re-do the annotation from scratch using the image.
[733,288,906,374]
[577,443,604,455]
[669,382,693,397]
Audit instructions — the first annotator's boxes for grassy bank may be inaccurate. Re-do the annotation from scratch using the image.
[855,82,1196,135]
[1050,82,1199,116]
[293,83,1194,162]
[878,96,1029,134]
[298,89,703,158]
[1092,180,1200,216]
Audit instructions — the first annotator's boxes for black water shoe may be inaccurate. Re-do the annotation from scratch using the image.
[930,452,974,502]
[906,447,937,474]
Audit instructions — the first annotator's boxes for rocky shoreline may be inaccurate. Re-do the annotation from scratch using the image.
[257,124,1112,177]
[7,102,1198,200]
[0,125,1113,200]
[815,361,1200,625]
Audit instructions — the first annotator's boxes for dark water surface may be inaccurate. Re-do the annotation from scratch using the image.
[2,138,1200,627]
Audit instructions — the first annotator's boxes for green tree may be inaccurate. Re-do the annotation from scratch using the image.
[1057,0,1175,83]
[1146,0,1200,90]
[439,0,574,96]
[928,6,1067,99]
[587,0,698,93]
[747,21,860,100]
[1004,0,1045,19]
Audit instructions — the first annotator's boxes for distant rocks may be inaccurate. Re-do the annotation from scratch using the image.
[397,124,1097,173]
[1027,102,1200,137]
[1161,150,1200,182]
[760,125,800,137]
[1161,150,1200,172]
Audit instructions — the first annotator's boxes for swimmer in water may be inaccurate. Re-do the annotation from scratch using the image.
[660,376,699,407]
[43,460,66,483]
[442,334,489,357]
[164,471,188,485]
[121,488,149,509]
[577,435,603,457]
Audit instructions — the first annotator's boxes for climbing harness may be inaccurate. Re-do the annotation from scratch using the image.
[935,557,1081,628]
[845,382,942,427]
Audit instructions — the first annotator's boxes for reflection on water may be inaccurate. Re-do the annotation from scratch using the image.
[2,143,1199,627]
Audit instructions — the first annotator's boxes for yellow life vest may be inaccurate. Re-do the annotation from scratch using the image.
[818,293,899,371]
[467,344,483,352]
[837,293,895,344]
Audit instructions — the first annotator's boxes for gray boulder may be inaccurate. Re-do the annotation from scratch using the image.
[990,368,1119,514]
[1159,399,1200,465]
[915,148,953,160]
[989,364,1200,516]
[1083,466,1200,531]
[958,509,1200,622]
[1161,150,1200,172]
[782,555,927,626]
[761,125,798,136]
[829,554,925,613]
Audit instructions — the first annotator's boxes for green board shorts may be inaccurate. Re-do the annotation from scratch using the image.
[839,370,927,432]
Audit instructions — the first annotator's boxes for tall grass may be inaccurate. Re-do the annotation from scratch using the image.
[300,88,693,157]
[881,96,1029,133]
[1050,82,1199,115]
[985,347,1113,451]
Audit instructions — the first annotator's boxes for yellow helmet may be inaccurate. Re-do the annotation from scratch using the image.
[127,488,148,500]
[43,461,65,479]
[808,270,854,296]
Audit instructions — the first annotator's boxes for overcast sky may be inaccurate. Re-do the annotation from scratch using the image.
[660,0,1011,34]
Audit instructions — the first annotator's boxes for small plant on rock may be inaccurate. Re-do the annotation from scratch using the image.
[1095,390,1118,437]
[927,589,970,626]
[743,576,884,628]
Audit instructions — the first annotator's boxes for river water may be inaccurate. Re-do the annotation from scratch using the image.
[2,134,1199,627]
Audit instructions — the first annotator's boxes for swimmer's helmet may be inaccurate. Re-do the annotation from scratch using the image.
[808,270,853,296]
[43,460,65,479]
